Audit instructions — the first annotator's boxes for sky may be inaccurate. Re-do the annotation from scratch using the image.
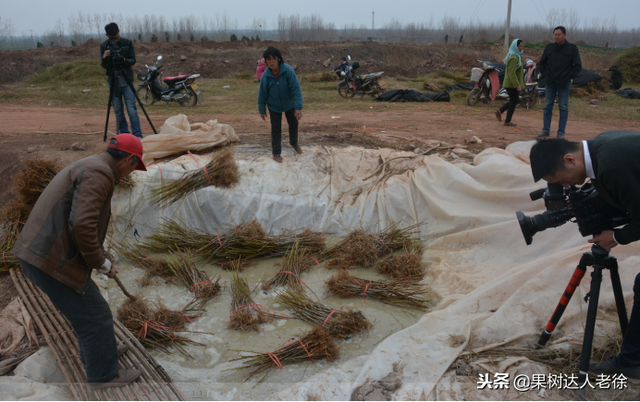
[2,0,639,35]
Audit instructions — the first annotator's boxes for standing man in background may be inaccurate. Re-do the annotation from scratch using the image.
[100,23,142,139]
[537,26,582,139]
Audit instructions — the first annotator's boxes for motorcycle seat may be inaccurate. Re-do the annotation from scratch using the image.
[164,75,190,83]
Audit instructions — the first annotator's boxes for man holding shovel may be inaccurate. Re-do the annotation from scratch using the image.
[12,133,146,389]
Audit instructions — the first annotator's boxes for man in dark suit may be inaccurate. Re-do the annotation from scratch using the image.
[530,131,640,379]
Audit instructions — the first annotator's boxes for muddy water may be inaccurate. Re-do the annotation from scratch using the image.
[105,243,431,399]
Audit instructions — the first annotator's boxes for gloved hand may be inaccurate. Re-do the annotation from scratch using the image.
[96,258,112,274]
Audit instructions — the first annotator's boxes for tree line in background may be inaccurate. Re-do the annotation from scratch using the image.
[1,9,639,51]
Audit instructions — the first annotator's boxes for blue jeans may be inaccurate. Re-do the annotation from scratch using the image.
[19,259,119,383]
[542,81,571,136]
[618,273,640,367]
[112,84,142,138]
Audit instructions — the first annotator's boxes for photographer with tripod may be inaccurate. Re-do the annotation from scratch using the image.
[529,131,640,380]
[100,23,142,139]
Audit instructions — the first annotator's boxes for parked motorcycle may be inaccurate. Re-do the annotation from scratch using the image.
[337,61,386,98]
[467,59,538,109]
[136,55,202,107]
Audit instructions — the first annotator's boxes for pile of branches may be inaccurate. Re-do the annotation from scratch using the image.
[141,218,211,255]
[115,242,176,286]
[377,250,425,282]
[228,269,275,331]
[325,270,429,310]
[320,223,421,269]
[275,288,371,339]
[1,159,59,272]
[117,297,203,357]
[166,251,222,310]
[115,175,136,192]
[149,147,239,206]
[229,327,338,381]
[262,241,314,291]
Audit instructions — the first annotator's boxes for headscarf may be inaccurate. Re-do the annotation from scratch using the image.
[504,39,523,68]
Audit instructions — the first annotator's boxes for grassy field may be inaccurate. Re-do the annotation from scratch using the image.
[0,58,638,123]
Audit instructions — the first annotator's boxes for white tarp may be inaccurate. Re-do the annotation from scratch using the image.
[4,142,637,400]
[140,115,239,166]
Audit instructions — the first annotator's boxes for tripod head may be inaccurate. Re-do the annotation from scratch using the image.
[105,39,129,71]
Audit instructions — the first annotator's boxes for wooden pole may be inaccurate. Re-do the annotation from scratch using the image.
[114,274,137,301]
[505,0,513,52]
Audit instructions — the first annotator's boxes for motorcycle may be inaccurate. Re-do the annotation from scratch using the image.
[136,55,202,107]
[337,61,386,98]
[467,59,538,109]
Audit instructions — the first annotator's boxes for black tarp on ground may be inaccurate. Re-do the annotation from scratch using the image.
[445,83,476,92]
[373,89,450,102]
[616,87,640,99]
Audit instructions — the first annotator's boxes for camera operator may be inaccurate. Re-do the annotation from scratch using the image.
[529,131,640,380]
[100,23,142,138]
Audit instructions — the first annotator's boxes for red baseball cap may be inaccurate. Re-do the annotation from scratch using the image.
[107,134,147,171]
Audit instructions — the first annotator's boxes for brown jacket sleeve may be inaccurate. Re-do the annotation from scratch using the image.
[69,167,113,268]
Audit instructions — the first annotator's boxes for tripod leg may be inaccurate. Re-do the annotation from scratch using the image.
[123,73,157,135]
[578,261,604,385]
[103,71,118,142]
[608,259,629,336]
[536,254,589,348]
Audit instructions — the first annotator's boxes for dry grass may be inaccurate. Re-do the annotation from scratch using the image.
[377,252,425,281]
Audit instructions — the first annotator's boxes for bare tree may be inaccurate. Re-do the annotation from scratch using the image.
[0,16,15,47]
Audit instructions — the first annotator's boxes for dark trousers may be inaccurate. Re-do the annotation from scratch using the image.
[618,273,640,367]
[269,108,298,155]
[498,87,520,123]
[19,258,119,383]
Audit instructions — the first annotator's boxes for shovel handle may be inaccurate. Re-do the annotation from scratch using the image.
[113,274,136,301]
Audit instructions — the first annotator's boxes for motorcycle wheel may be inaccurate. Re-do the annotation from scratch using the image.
[521,91,539,109]
[370,83,386,98]
[179,88,198,107]
[338,84,356,98]
[466,88,481,106]
[136,86,155,105]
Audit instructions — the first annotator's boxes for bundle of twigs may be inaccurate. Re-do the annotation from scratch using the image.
[319,223,421,269]
[325,270,429,310]
[273,229,327,257]
[1,250,19,274]
[377,253,425,282]
[166,251,222,310]
[204,220,280,262]
[116,175,136,191]
[220,259,254,271]
[115,242,176,285]
[262,242,313,291]
[275,288,371,339]
[229,327,339,381]
[149,147,239,206]
[141,218,211,254]
[117,296,204,357]
[228,269,274,331]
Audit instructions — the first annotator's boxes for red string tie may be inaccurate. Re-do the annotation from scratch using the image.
[2,252,8,268]
[179,311,193,324]
[9,221,25,226]
[150,163,164,185]
[322,310,339,328]
[309,255,320,265]
[354,280,373,305]
[282,337,312,361]
[267,352,283,369]
[137,256,153,269]
[187,150,214,186]
[370,234,387,253]
[278,271,306,285]
[190,281,212,292]
[217,234,224,249]
[137,320,173,339]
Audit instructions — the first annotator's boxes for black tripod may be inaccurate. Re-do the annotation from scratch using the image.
[536,243,628,386]
[103,57,157,142]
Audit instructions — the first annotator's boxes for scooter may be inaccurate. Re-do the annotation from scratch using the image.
[338,59,386,99]
[468,59,538,109]
[136,55,202,107]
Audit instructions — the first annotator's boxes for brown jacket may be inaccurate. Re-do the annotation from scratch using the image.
[12,153,117,294]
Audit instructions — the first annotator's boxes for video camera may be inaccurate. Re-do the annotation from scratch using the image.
[105,39,129,70]
[516,182,630,245]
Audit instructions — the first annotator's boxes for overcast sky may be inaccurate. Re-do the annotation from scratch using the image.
[3,0,639,35]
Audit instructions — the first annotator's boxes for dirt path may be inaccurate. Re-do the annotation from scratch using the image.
[1,104,636,210]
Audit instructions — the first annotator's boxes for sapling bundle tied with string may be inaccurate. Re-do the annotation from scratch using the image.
[325,270,429,310]
[262,241,315,291]
[228,269,278,331]
[1,159,59,269]
[377,241,425,281]
[228,327,339,382]
[141,218,212,255]
[166,251,222,310]
[115,242,176,285]
[149,147,239,206]
[117,296,204,357]
[275,288,372,339]
[320,222,421,269]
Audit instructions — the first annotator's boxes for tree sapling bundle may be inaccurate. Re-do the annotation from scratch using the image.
[228,269,274,331]
[166,251,222,310]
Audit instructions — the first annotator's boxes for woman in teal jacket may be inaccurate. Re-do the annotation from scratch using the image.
[495,39,526,126]
[258,47,304,163]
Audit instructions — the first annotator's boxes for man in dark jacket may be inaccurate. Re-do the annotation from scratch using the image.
[100,23,142,138]
[13,134,147,389]
[537,26,582,139]
[529,131,640,380]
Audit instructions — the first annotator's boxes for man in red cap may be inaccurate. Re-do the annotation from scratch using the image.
[12,134,146,389]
